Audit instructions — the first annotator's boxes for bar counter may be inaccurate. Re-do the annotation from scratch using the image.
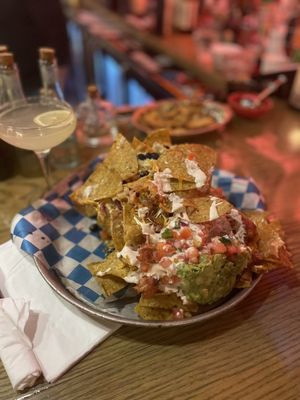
[0,99,300,400]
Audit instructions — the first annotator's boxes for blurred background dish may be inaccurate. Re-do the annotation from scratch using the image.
[131,99,233,137]
[228,92,273,118]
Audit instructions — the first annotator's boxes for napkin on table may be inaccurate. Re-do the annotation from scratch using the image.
[0,240,120,391]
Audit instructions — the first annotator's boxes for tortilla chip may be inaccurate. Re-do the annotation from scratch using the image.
[104,133,138,180]
[71,163,123,205]
[70,202,97,218]
[135,293,198,320]
[157,144,216,184]
[123,176,153,192]
[134,305,173,320]
[244,211,292,269]
[96,200,115,238]
[144,128,172,147]
[235,268,253,288]
[169,179,198,192]
[123,204,144,246]
[110,205,125,251]
[97,275,127,298]
[138,293,180,308]
[185,196,232,223]
[131,137,149,152]
[88,251,130,279]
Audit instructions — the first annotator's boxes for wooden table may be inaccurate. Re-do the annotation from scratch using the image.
[0,99,300,400]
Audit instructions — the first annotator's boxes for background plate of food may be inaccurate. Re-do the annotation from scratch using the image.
[11,130,291,327]
[131,99,233,137]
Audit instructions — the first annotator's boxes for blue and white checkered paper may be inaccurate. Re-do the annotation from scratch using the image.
[11,157,266,305]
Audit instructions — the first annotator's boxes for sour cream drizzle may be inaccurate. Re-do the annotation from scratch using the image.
[209,197,219,221]
[168,193,183,212]
[117,245,139,266]
[153,168,173,195]
[185,159,206,188]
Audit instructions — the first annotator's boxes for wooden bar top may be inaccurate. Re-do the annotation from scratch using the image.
[0,99,300,400]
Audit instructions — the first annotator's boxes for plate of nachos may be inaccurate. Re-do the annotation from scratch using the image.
[27,129,291,327]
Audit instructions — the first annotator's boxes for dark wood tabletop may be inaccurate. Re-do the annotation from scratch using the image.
[0,99,300,400]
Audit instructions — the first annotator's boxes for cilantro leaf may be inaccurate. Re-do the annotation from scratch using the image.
[220,236,231,245]
[162,228,173,239]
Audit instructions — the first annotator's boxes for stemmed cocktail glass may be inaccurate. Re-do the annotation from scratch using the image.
[0,96,77,188]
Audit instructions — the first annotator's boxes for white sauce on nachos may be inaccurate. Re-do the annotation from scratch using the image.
[185,159,206,188]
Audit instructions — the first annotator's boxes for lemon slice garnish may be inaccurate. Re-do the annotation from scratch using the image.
[33,110,70,127]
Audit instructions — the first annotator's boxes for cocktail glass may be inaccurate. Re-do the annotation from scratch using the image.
[0,96,77,188]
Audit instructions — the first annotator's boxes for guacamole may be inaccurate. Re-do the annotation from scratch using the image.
[177,252,250,304]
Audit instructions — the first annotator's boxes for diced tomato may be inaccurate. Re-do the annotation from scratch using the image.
[155,242,176,261]
[140,263,150,272]
[135,276,158,298]
[160,275,180,285]
[185,246,199,263]
[172,230,180,239]
[160,257,172,268]
[187,152,197,161]
[179,227,193,240]
[173,240,182,249]
[241,215,257,242]
[209,187,225,198]
[226,245,240,255]
[211,241,227,254]
[137,245,155,264]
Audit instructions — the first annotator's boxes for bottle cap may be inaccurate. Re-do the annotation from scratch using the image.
[87,85,100,99]
[0,45,8,53]
[39,47,55,63]
[0,52,14,68]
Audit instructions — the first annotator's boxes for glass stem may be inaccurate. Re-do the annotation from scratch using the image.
[35,149,51,189]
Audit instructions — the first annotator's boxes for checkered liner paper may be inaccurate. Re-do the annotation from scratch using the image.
[11,156,266,305]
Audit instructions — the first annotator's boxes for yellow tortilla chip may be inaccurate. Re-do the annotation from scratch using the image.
[71,163,122,205]
[131,136,148,152]
[134,305,173,320]
[185,197,232,223]
[244,211,292,269]
[110,205,125,251]
[144,128,172,147]
[88,251,130,279]
[123,204,144,246]
[104,133,138,180]
[88,252,134,298]
[157,144,216,183]
[235,268,253,288]
[169,179,197,192]
[97,275,127,298]
[135,293,198,320]
[138,293,183,309]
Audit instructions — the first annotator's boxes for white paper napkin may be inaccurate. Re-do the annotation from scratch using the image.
[0,240,120,390]
[0,298,41,390]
